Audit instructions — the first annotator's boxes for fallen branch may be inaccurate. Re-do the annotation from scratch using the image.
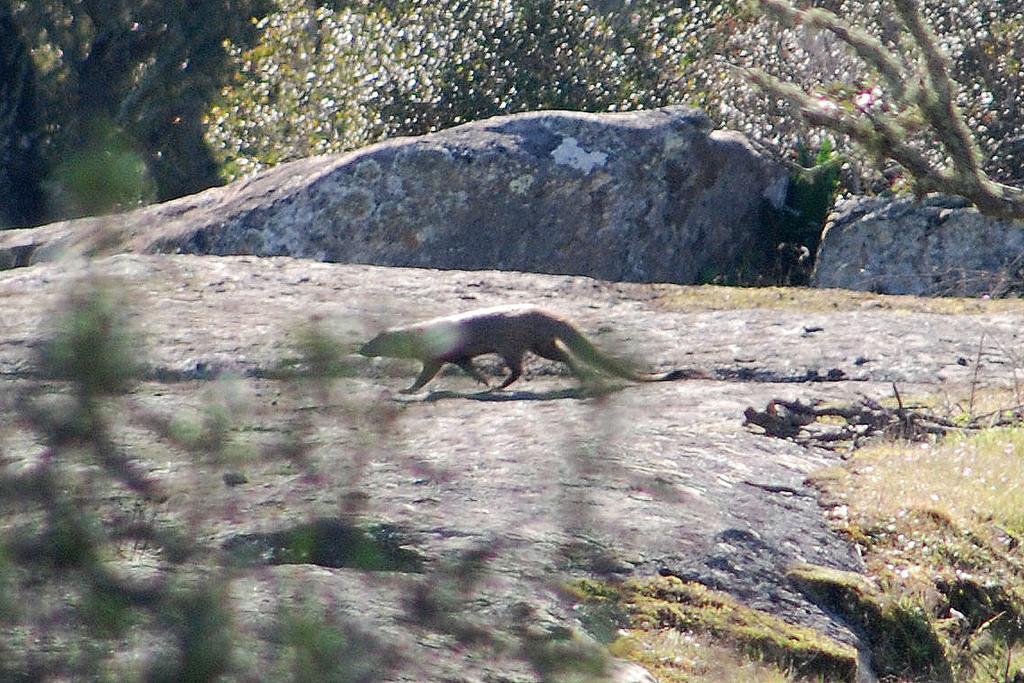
[744,385,963,449]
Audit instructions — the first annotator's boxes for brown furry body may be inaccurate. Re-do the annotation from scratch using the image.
[359,305,684,392]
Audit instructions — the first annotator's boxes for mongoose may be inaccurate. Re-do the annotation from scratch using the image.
[359,304,685,393]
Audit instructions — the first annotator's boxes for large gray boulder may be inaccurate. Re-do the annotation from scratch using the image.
[813,195,1024,296]
[0,106,787,283]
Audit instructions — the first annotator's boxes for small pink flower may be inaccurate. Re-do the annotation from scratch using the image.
[855,86,884,112]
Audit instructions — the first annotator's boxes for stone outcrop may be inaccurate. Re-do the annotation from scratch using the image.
[813,195,1024,296]
[0,107,787,283]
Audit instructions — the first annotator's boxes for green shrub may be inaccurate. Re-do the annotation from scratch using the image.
[205,0,739,180]
[41,281,142,397]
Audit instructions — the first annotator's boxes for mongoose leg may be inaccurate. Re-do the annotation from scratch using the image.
[454,358,490,387]
[403,361,443,393]
[492,353,524,390]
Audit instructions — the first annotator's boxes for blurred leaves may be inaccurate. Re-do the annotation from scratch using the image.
[49,119,156,218]
[278,604,396,683]
[147,584,235,683]
[40,279,141,397]
[1,277,469,679]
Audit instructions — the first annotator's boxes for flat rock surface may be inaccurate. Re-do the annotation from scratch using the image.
[3,254,1023,680]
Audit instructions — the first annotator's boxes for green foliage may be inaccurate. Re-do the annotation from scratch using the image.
[519,626,611,681]
[50,119,156,218]
[763,139,843,285]
[1,278,239,679]
[149,585,234,683]
[4,279,497,680]
[81,581,136,638]
[0,2,46,227]
[278,606,398,683]
[789,139,843,241]
[205,0,738,179]
[787,564,953,681]
[292,320,357,379]
[283,609,354,683]
[0,543,13,620]
[7,0,1024,229]
[46,499,102,569]
[204,0,1024,216]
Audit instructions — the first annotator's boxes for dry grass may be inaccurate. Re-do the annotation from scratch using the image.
[809,420,1024,682]
[653,284,1024,315]
[824,428,1024,536]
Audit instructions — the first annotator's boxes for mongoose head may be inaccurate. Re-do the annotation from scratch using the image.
[359,330,415,358]
[359,323,461,360]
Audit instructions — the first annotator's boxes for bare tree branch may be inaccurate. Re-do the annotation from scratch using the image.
[753,0,1024,220]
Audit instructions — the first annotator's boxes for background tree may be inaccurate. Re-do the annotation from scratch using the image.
[6,0,1021,227]
[205,0,1023,197]
[748,0,1024,218]
[0,2,46,227]
[2,0,270,226]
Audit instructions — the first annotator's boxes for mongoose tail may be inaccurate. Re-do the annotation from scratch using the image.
[552,328,685,383]
[359,305,688,392]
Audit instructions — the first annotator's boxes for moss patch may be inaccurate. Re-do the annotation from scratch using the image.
[609,629,798,683]
[571,576,858,682]
[787,564,951,681]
